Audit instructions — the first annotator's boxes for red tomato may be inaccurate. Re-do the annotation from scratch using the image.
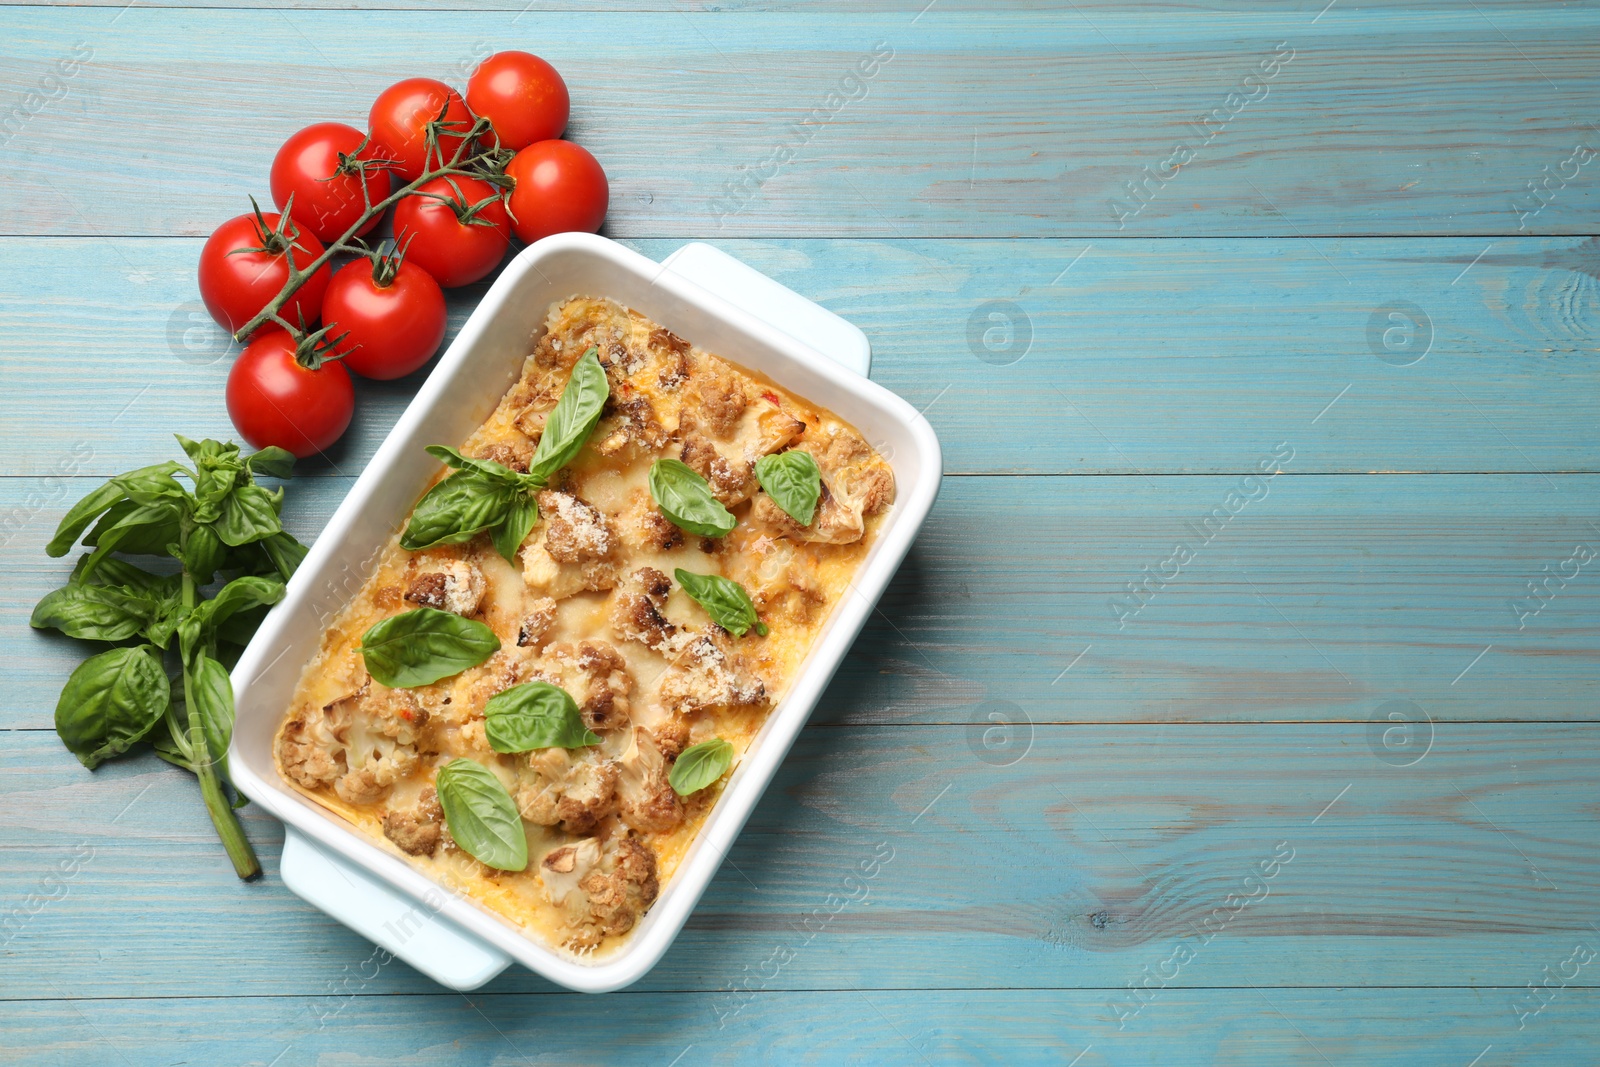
[226,327,355,458]
[269,122,390,243]
[368,78,473,183]
[504,140,608,244]
[465,51,569,151]
[392,176,511,288]
[321,250,448,380]
[198,207,331,337]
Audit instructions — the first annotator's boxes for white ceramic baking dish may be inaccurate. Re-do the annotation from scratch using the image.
[227,233,942,993]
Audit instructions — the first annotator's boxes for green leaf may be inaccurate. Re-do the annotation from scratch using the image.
[424,445,527,485]
[526,348,609,482]
[755,449,823,526]
[257,530,308,580]
[483,681,600,753]
[54,645,170,769]
[81,500,185,575]
[193,575,285,636]
[359,607,501,688]
[400,469,520,551]
[649,458,737,538]
[668,738,735,796]
[214,484,283,546]
[187,652,235,775]
[31,583,151,642]
[245,446,296,480]
[434,759,529,871]
[72,555,174,595]
[46,481,128,558]
[674,569,768,637]
[491,493,540,564]
[183,523,226,584]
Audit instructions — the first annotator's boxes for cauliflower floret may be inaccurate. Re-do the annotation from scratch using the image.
[571,640,634,733]
[655,629,768,716]
[680,433,753,505]
[404,556,485,616]
[749,429,893,546]
[595,393,669,456]
[277,682,429,807]
[518,596,559,648]
[539,833,660,950]
[382,785,444,856]
[683,357,748,439]
[537,490,614,563]
[617,726,684,834]
[610,567,677,652]
[517,748,619,835]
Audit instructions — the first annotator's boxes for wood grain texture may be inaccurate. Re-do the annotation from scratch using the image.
[4,990,1596,1066]
[3,724,1597,998]
[1,236,1597,477]
[0,7,1596,237]
[8,471,1600,730]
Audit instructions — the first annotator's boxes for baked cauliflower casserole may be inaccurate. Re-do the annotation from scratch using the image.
[275,296,894,957]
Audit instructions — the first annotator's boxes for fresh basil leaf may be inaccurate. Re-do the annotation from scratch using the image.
[484,681,600,753]
[193,575,285,637]
[491,493,540,565]
[668,737,735,796]
[649,458,737,537]
[257,530,308,580]
[245,446,296,480]
[144,594,186,651]
[434,759,529,871]
[400,469,518,551]
[183,523,226,584]
[72,555,174,595]
[187,652,235,775]
[177,435,237,465]
[31,583,152,642]
[424,445,527,486]
[214,604,269,648]
[359,607,501,688]
[81,500,185,575]
[674,569,768,637]
[214,484,283,546]
[115,463,189,508]
[46,481,128,558]
[526,348,608,482]
[54,645,170,769]
[755,449,822,526]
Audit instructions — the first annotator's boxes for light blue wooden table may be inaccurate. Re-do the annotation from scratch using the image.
[3,2,1598,1063]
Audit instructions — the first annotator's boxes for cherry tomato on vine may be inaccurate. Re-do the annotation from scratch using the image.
[321,245,448,380]
[198,203,331,337]
[465,51,569,151]
[504,140,608,244]
[392,176,511,288]
[269,122,389,243]
[368,78,473,182]
[226,326,354,458]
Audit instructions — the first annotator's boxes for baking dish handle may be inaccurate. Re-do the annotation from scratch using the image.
[658,242,872,376]
[279,827,512,991]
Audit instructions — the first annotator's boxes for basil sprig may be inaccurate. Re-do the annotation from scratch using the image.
[400,348,608,562]
[669,738,735,796]
[32,435,305,881]
[484,681,600,752]
[358,607,501,688]
[675,569,768,637]
[434,759,529,871]
[755,449,822,526]
[649,458,737,537]
[526,347,609,481]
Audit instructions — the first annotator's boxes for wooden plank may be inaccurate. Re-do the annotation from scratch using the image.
[8,471,1600,730]
[3,990,1595,1066]
[1,724,1597,999]
[2,236,1598,478]
[0,8,1595,237]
